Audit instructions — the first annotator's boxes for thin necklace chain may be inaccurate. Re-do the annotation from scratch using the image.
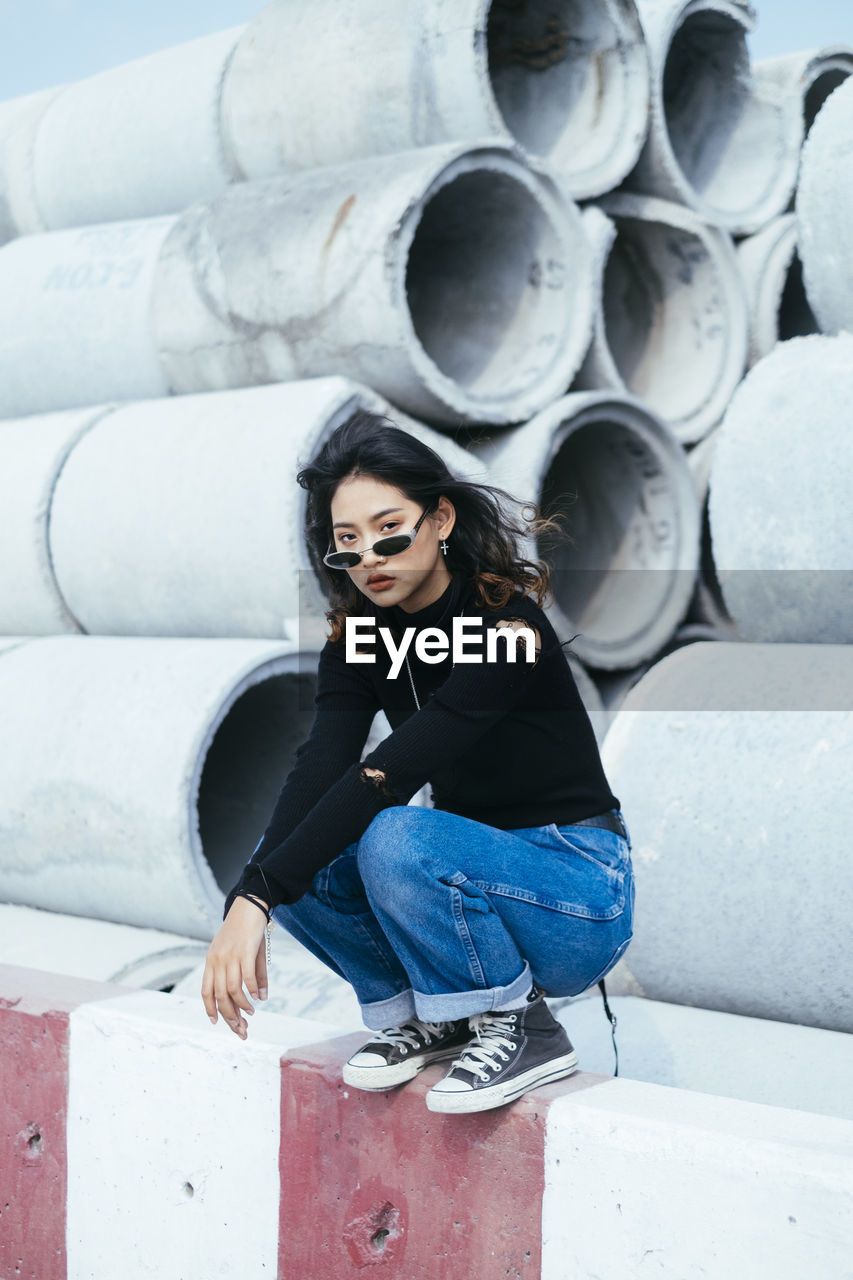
[403,605,462,712]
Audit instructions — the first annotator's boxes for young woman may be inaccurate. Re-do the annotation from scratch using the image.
[202,411,635,1114]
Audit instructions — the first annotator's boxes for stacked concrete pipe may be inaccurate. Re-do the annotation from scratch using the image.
[0,404,112,634]
[0,29,245,240]
[573,196,749,443]
[707,333,853,644]
[0,143,593,426]
[18,378,479,639]
[0,902,208,991]
[627,0,800,234]
[470,391,701,670]
[754,46,853,152]
[736,214,816,367]
[0,86,64,243]
[797,75,853,335]
[0,636,321,938]
[223,0,650,200]
[601,640,853,1033]
[682,426,736,632]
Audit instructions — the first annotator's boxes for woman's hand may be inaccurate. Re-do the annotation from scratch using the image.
[202,896,270,1040]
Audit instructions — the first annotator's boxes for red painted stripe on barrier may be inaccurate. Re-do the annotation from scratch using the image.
[279,1033,609,1280]
[0,965,138,1280]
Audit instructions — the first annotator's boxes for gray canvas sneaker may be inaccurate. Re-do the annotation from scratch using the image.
[425,990,578,1114]
[342,1017,473,1091]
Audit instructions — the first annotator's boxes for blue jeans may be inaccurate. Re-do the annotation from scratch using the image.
[271,805,636,1031]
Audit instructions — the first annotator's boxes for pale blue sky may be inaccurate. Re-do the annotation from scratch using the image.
[0,0,850,101]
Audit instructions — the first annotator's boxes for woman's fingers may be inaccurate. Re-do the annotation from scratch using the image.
[201,901,269,1038]
[255,935,269,1002]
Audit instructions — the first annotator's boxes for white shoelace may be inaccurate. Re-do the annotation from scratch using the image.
[370,1019,451,1051]
[449,1011,520,1082]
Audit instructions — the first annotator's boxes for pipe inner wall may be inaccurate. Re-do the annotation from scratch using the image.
[486,0,648,192]
[538,417,687,662]
[405,168,571,402]
[662,10,766,219]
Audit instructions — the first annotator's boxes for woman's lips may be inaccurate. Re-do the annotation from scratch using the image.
[367,576,395,590]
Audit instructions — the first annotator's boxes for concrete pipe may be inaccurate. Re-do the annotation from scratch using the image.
[682,426,736,631]
[573,196,749,443]
[470,391,701,670]
[153,143,593,426]
[754,46,853,154]
[601,640,853,1032]
[0,406,113,635]
[0,636,320,939]
[0,903,207,992]
[797,76,853,336]
[736,214,817,367]
[223,0,650,201]
[593,619,729,726]
[0,87,63,243]
[627,0,797,234]
[46,378,480,638]
[28,29,245,231]
[0,217,174,419]
[707,334,853,644]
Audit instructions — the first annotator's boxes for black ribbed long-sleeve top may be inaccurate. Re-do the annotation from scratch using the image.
[223,572,619,917]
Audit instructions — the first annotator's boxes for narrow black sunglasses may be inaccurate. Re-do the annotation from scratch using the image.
[323,502,437,570]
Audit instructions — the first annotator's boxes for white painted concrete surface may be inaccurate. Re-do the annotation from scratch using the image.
[66,990,335,1280]
[554,994,853,1120]
[542,1076,853,1280]
[0,903,207,990]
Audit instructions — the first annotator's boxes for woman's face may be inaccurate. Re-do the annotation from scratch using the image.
[328,473,455,613]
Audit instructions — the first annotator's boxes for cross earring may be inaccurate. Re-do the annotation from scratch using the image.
[440,539,448,556]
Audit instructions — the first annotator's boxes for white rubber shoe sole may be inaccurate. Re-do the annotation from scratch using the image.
[424,1049,579,1114]
[342,1045,466,1092]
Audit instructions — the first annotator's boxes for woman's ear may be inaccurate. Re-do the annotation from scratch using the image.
[436,495,456,539]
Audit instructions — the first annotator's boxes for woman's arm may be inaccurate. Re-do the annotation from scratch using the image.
[222,640,380,917]
[249,614,545,909]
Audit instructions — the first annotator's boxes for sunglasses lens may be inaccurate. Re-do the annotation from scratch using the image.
[325,552,361,568]
[373,535,413,557]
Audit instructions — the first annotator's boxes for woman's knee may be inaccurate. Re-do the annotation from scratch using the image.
[357,805,432,884]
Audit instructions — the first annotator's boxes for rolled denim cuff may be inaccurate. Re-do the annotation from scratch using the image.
[359,987,417,1031]
[412,961,533,1023]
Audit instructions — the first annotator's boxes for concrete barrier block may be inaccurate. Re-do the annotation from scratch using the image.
[543,1077,853,1280]
[66,989,335,1280]
[0,964,138,1280]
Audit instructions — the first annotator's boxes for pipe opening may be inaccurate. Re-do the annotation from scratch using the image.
[197,671,316,891]
[601,216,722,423]
[804,70,849,134]
[486,0,625,172]
[778,253,817,343]
[405,169,566,399]
[663,13,771,215]
[538,420,678,655]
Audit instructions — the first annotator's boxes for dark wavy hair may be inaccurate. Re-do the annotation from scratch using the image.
[296,409,570,642]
